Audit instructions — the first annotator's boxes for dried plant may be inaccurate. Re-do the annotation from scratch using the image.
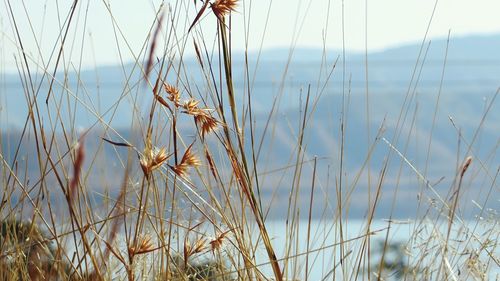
[140,147,170,177]
[211,0,237,19]
[184,237,208,267]
[209,230,230,253]
[154,94,172,110]
[180,97,220,137]
[182,98,202,115]
[128,234,155,257]
[3,1,498,280]
[144,10,165,80]
[204,149,220,180]
[163,83,181,106]
[460,156,472,177]
[169,143,201,178]
[195,113,220,138]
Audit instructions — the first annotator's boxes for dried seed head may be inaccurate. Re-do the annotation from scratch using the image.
[170,143,200,178]
[184,237,207,263]
[153,147,169,167]
[183,147,201,168]
[209,239,222,252]
[180,96,219,137]
[140,147,170,177]
[182,98,201,115]
[129,234,155,256]
[211,0,237,19]
[181,97,216,121]
[209,230,230,253]
[192,238,207,254]
[163,83,181,106]
[195,114,219,137]
[140,158,150,177]
[170,163,189,178]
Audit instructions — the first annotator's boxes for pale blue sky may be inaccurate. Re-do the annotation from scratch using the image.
[1,0,499,71]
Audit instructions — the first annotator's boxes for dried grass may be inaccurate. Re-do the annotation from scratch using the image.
[211,0,238,19]
[1,1,498,281]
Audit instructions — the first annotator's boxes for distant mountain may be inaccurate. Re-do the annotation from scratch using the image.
[2,33,499,126]
[1,33,499,218]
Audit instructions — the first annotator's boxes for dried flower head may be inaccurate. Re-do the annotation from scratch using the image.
[195,114,219,137]
[163,83,181,106]
[140,147,170,176]
[182,98,201,115]
[180,97,219,137]
[184,237,207,266]
[169,143,201,178]
[128,234,155,256]
[211,0,237,19]
[209,230,230,253]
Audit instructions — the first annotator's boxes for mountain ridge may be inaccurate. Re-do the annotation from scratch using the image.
[1,33,498,218]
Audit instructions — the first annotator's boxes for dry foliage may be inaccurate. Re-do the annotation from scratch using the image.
[1,1,497,280]
[211,0,237,19]
[169,143,201,178]
[163,83,181,106]
[128,234,155,257]
[140,147,170,176]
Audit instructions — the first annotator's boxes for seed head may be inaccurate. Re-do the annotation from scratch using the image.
[163,83,181,106]
[169,143,200,178]
[195,114,219,137]
[211,0,237,19]
[128,234,155,256]
[184,237,207,265]
[140,147,170,177]
[182,98,201,115]
[209,230,230,253]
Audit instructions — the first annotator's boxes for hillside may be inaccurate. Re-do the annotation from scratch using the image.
[1,33,499,218]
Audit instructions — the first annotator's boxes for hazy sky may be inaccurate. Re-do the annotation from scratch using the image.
[1,0,499,70]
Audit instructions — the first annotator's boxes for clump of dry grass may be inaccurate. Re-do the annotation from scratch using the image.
[1,0,498,280]
[167,254,234,281]
[0,220,66,280]
[184,237,208,267]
